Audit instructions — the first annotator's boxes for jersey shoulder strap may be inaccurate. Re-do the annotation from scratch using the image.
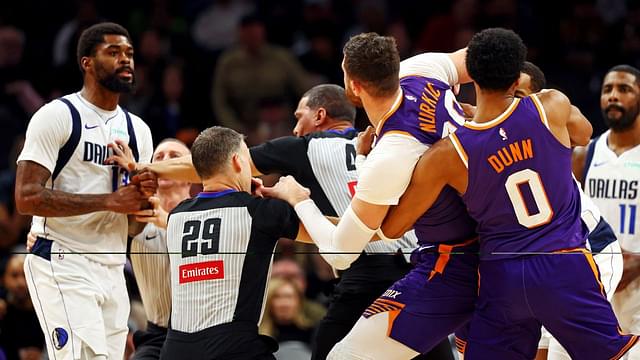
[52,98,82,181]
[582,134,601,186]
[122,108,139,162]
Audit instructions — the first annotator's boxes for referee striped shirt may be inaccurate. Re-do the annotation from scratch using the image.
[167,190,299,333]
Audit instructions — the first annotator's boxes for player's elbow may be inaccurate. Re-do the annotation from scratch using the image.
[380,225,404,240]
[15,184,42,215]
[322,253,358,270]
[380,216,410,239]
[15,196,33,215]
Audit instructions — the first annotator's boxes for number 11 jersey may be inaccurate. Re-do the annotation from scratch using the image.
[166,190,299,333]
[449,95,588,260]
[584,129,640,253]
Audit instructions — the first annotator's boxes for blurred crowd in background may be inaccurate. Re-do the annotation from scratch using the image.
[0,0,637,358]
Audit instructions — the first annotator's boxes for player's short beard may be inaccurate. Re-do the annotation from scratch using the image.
[602,102,640,132]
[96,63,135,94]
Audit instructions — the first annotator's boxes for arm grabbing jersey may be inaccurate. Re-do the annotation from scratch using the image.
[284,134,427,269]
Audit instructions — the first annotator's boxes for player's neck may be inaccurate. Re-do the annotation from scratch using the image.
[322,121,354,132]
[201,176,243,193]
[607,118,640,155]
[362,88,402,130]
[473,91,515,124]
[80,83,120,111]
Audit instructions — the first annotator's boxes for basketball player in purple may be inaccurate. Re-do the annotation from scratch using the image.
[381,28,638,359]
[265,34,479,358]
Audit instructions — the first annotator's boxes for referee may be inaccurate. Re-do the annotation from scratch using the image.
[134,84,451,359]
[160,127,309,359]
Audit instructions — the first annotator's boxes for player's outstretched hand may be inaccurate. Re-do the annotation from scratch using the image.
[131,169,158,198]
[133,196,168,229]
[105,139,137,172]
[261,175,311,206]
[356,126,375,156]
[107,184,150,214]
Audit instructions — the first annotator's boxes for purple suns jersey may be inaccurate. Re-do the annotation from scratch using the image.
[378,75,477,245]
[450,95,588,260]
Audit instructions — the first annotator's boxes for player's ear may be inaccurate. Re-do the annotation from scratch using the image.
[509,78,520,96]
[350,79,361,96]
[81,56,92,73]
[231,153,242,173]
[316,108,327,126]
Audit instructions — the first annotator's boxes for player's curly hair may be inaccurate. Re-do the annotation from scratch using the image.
[466,28,527,91]
[77,22,131,73]
[343,33,400,98]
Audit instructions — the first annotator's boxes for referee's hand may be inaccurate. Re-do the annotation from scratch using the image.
[133,197,168,229]
[262,175,310,206]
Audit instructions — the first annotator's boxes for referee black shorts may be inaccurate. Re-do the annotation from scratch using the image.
[160,321,278,360]
[133,321,167,360]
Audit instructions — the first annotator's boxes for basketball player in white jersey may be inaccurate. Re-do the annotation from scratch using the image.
[127,138,191,359]
[14,22,154,359]
[574,64,640,359]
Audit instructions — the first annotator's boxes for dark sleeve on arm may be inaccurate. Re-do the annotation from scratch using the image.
[249,198,300,241]
[250,136,308,175]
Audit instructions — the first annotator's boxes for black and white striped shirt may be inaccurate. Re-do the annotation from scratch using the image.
[167,190,299,333]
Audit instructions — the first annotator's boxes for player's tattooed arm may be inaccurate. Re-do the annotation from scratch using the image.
[15,160,149,217]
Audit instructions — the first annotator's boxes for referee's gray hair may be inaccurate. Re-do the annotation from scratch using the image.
[303,84,356,123]
[191,127,243,179]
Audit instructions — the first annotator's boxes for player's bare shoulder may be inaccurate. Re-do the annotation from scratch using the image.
[535,89,571,122]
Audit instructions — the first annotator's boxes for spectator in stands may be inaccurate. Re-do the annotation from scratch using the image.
[0,252,44,360]
[0,26,44,171]
[0,136,30,264]
[260,277,316,360]
[212,13,311,144]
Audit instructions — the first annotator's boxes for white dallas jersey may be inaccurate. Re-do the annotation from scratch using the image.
[130,223,171,327]
[167,191,299,333]
[584,130,640,252]
[18,93,153,265]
